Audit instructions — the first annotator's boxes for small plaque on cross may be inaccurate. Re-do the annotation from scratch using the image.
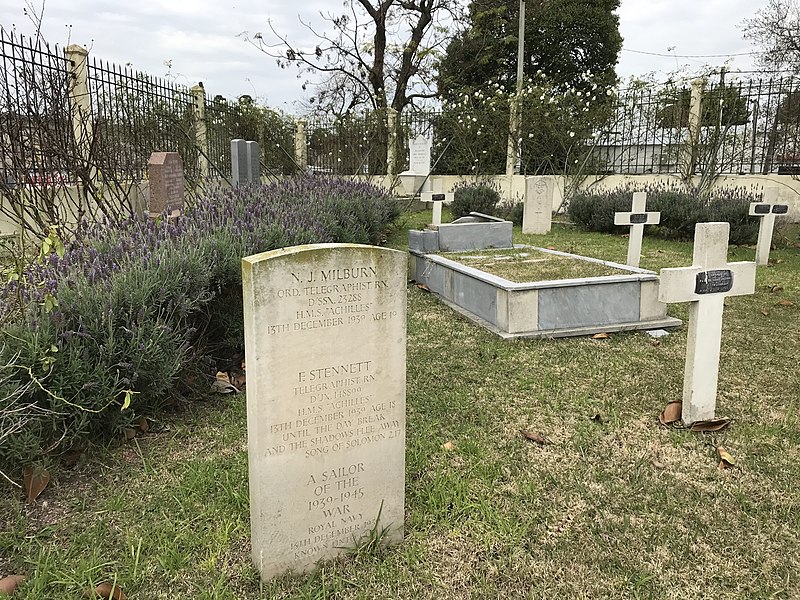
[749,189,789,266]
[753,203,770,215]
[630,213,648,224]
[694,269,733,295]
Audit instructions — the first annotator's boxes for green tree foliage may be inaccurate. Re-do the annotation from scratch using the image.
[434,0,622,176]
[205,95,296,175]
[656,84,751,128]
[438,0,622,96]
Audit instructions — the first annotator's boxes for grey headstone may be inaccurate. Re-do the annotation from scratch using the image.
[231,139,248,186]
[247,140,261,184]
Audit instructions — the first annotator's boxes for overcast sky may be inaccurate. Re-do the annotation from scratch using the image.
[0,0,769,112]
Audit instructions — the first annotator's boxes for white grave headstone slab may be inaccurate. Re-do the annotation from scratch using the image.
[749,188,789,266]
[246,140,261,184]
[409,135,432,175]
[658,223,756,424]
[614,192,661,268]
[242,244,406,581]
[420,191,453,226]
[231,139,249,186]
[522,176,553,234]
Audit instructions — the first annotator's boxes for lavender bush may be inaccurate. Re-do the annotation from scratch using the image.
[568,184,761,245]
[0,177,399,470]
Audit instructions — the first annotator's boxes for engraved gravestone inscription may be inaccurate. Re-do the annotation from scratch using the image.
[242,244,406,582]
[630,213,648,224]
[147,152,184,217]
[694,269,733,295]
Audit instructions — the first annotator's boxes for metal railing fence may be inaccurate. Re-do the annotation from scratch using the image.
[87,58,199,181]
[596,75,800,176]
[0,29,73,187]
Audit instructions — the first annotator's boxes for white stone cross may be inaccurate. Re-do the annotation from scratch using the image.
[749,188,789,266]
[421,190,453,226]
[658,222,756,425]
[614,192,661,268]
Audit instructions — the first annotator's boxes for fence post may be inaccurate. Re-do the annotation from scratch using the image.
[387,108,398,179]
[682,77,705,178]
[191,83,209,178]
[64,45,93,166]
[295,119,308,171]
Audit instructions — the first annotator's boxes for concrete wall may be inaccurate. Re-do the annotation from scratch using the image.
[0,182,150,238]
[366,173,800,222]
[5,171,797,240]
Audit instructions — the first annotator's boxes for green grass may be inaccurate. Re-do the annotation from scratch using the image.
[443,247,630,281]
[1,214,799,598]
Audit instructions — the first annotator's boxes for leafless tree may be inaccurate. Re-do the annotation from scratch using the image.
[243,0,462,117]
[742,0,800,73]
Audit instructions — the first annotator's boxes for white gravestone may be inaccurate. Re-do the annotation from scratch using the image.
[658,223,756,424]
[614,191,661,268]
[420,191,454,226]
[231,139,249,186]
[749,188,789,266]
[522,176,553,235]
[408,135,432,175]
[242,244,406,581]
[246,140,261,184]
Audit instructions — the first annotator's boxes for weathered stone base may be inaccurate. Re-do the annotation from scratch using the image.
[409,245,682,339]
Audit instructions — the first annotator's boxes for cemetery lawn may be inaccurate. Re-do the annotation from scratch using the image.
[442,247,630,282]
[1,216,799,599]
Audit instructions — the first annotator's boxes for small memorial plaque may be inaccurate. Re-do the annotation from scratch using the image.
[772,204,789,214]
[753,204,771,215]
[630,213,648,224]
[431,193,445,201]
[695,269,734,295]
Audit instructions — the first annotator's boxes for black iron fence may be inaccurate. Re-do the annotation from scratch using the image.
[305,110,389,175]
[595,75,800,176]
[205,95,297,177]
[87,57,199,182]
[3,26,800,190]
[0,29,73,188]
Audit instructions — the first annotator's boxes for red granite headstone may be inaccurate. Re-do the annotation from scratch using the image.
[147,152,184,218]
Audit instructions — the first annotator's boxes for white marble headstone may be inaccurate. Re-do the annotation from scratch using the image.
[409,135,432,175]
[614,192,661,268]
[242,244,406,581]
[522,176,554,235]
[246,140,261,184]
